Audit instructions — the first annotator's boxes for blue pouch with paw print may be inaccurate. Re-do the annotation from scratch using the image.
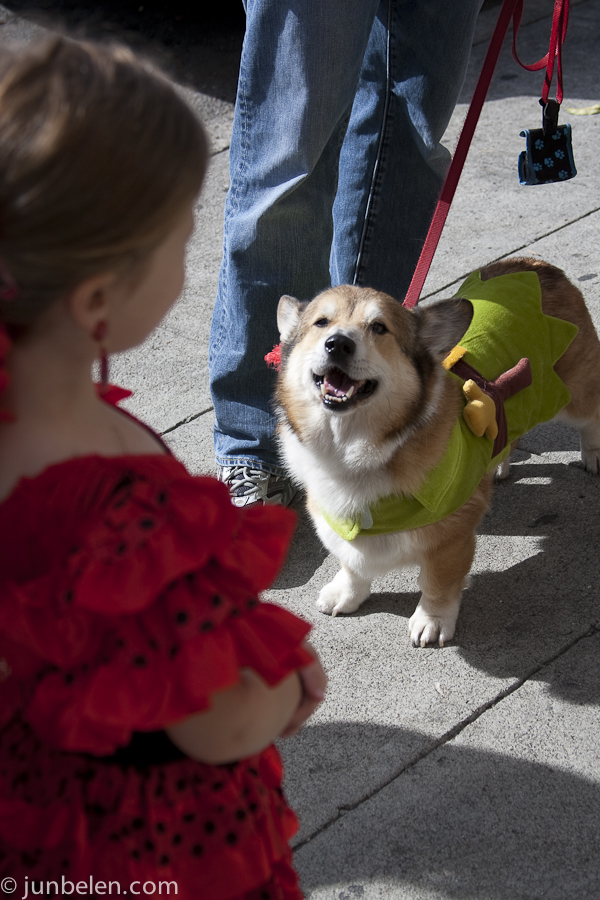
[518,122,576,185]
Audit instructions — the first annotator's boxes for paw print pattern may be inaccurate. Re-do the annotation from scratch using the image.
[519,124,576,185]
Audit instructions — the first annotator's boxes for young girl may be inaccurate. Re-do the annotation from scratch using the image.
[0,37,326,900]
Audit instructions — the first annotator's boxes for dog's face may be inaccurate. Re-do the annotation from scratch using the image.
[276,284,473,442]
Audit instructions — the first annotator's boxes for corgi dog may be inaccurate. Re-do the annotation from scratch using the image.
[273,258,600,647]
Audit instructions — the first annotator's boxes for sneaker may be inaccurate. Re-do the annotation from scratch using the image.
[218,465,297,508]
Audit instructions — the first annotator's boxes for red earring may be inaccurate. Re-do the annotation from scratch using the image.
[93,320,109,396]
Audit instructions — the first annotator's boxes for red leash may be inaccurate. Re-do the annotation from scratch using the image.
[402,0,570,309]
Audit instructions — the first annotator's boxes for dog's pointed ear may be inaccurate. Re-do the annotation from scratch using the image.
[414,297,473,360]
[277,295,306,343]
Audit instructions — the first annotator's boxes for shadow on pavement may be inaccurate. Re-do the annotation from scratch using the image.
[1,0,245,101]
[293,720,600,899]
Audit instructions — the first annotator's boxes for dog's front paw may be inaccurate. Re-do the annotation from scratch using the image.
[409,602,458,648]
[316,569,371,617]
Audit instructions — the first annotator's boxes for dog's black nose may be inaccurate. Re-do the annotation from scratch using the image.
[325,333,356,358]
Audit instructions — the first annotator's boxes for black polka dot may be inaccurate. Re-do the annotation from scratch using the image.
[64,590,74,605]
[226,832,237,845]
[132,818,144,830]
[249,803,258,813]
[148,639,158,650]
[131,850,140,860]
[133,656,147,668]
[212,781,223,792]
[192,844,203,857]
[175,611,188,625]
[116,542,127,555]
[109,833,120,843]
[172,834,182,846]
[155,823,166,834]
[159,854,170,866]
[212,595,222,607]
[145,840,155,852]
[230,608,240,618]
[169,645,179,659]
[200,621,214,633]
[140,518,155,530]
[64,673,74,685]
[176,779,187,791]
[157,491,168,505]
[247,597,258,609]
[204,821,215,834]
[182,813,195,823]
[235,809,246,821]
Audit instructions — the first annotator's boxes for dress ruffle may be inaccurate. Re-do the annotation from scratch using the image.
[0,465,310,754]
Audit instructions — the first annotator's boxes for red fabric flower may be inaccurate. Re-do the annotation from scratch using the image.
[264,343,282,371]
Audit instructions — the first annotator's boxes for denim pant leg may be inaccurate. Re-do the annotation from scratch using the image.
[210,0,380,473]
[210,0,482,471]
[331,0,483,299]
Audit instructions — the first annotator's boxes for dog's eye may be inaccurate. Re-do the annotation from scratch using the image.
[370,321,388,335]
[314,318,329,328]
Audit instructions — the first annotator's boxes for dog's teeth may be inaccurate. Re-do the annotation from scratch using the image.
[320,383,327,396]
[346,385,355,399]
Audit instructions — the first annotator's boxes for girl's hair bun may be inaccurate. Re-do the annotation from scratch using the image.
[0,36,208,326]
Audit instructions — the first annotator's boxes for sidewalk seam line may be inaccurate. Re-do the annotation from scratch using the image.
[160,406,214,435]
[209,144,230,158]
[293,622,598,851]
[422,205,600,301]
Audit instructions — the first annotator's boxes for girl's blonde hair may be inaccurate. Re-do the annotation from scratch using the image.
[0,35,208,326]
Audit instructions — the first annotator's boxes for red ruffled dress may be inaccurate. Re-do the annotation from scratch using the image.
[0,447,311,900]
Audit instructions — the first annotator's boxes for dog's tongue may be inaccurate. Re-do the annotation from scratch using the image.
[323,369,361,398]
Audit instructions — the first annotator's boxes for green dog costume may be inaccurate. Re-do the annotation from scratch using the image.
[323,270,578,541]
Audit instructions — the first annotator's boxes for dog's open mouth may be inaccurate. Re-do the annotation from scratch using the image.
[313,367,377,410]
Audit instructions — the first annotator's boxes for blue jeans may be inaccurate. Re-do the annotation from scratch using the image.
[210,0,483,474]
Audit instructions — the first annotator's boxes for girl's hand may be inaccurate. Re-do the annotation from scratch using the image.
[280,641,327,738]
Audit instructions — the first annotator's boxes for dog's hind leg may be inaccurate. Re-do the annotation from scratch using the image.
[556,398,600,476]
[316,565,372,617]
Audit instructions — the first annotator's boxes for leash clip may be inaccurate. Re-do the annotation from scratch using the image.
[541,98,560,135]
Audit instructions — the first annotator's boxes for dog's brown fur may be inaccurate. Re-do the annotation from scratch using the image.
[275,259,600,646]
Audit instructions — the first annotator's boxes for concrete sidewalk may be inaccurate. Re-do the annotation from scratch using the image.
[1,1,599,896]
